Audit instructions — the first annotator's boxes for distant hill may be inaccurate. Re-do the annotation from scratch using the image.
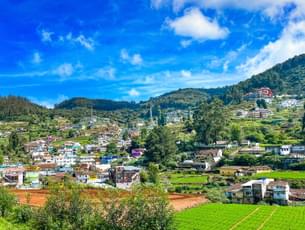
[0,96,46,120]
[55,97,139,111]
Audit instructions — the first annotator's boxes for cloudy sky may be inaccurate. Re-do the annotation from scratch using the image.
[1,0,305,107]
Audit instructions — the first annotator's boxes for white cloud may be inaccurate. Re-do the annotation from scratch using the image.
[32,52,42,64]
[54,63,74,77]
[75,34,95,51]
[128,88,140,97]
[238,20,305,76]
[131,54,143,65]
[157,0,305,19]
[96,67,116,80]
[180,70,192,77]
[120,49,143,65]
[40,29,54,42]
[166,8,229,41]
[180,39,193,48]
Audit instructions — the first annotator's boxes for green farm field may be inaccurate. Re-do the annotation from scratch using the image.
[165,173,208,184]
[252,171,305,180]
[176,204,305,230]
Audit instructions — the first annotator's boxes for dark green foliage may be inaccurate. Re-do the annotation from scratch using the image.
[13,205,33,224]
[147,163,160,184]
[106,142,118,155]
[102,186,176,230]
[144,126,177,165]
[0,187,17,217]
[32,187,102,230]
[193,99,228,144]
[232,154,258,166]
[256,99,267,109]
[55,97,139,111]
[0,96,46,121]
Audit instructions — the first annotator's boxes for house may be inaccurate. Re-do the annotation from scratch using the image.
[248,108,272,119]
[131,148,145,158]
[109,166,140,189]
[235,109,248,118]
[77,155,96,166]
[23,171,41,188]
[54,154,77,167]
[220,166,249,176]
[280,145,291,155]
[226,178,291,205]
[101,155,118,164]
[225,184,243,203]
[220,166,271,177]
[257,87,273,98]
[239,145,265,155]
[266,181,290,205]
[178,160,208,171]
[36,163,56,176]
[0,166,24,187]
[241,179,274,204]
[265,145,281,154]
[195,149,223,163]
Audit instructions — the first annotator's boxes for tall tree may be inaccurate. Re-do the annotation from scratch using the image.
[193,99,227,144]
[144,126,177,165]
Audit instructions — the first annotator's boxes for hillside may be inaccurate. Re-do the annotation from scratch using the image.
[0,96,46,120]
[55,97,139,111]
[222,54,305,103]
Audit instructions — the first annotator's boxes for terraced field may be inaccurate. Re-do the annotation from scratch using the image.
[176,204,305,230]
[252,171,305,180]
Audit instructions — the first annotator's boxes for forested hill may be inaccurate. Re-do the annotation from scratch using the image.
[222,54,305,103]
[55,97,139,111]
[0,96,46,120]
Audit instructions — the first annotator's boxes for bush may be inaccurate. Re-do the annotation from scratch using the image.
[13,205,33,224]
[0,187,17,217]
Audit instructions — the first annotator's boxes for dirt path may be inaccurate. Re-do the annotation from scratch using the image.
[256,207,278,230]
[11,189,207,211]
[229,207,260,230]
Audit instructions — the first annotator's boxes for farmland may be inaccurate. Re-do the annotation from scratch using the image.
[167,173,209,184]
[252,171,305,180]
[175,204,305,230]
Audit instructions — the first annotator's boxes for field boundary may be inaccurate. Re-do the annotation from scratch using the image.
[256,207,278,230]
[229,207,260,230]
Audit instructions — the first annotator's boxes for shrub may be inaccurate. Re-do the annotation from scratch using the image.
[13,205,33,224]
[0,187,17,217]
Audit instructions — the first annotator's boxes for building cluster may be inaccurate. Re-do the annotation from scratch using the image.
[226,178,305,205]
[0,125,145,190]
[243,87,273,101]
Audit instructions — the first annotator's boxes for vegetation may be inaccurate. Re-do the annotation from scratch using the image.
[144,126,177,165]
[193,99,228,144]
[176,204,305,230]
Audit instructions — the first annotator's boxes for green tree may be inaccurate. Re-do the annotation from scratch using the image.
[147,163,160,184]
[144,126,177,165]
[122,130,129,141]
[8,131,21,151]
[106,142,118,155]
[230,125,242,143]
[193,99,228,144]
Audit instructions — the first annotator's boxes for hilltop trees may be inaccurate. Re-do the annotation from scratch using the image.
[144,126,177,165]
[193,99,228,144]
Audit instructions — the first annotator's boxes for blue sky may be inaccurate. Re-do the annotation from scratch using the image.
[1,0,305,107]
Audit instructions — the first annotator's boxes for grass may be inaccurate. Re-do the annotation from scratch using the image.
[252,171,305,180]
[175,204,305,230]
[166,173,208,184]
